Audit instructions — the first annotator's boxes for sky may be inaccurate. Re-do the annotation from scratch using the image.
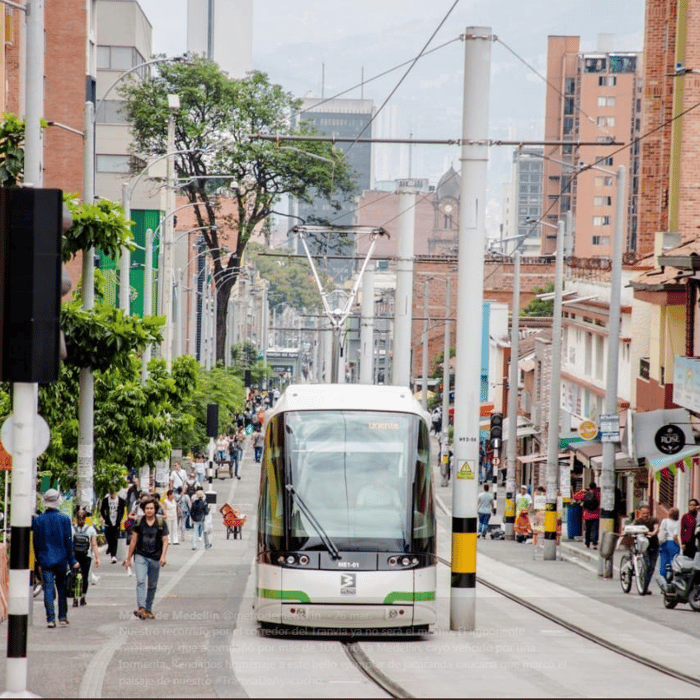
[136,0,646,234]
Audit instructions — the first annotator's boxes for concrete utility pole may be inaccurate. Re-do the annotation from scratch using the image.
[543,220,565,561]
[141,228,154,383]
[451,26,492,631]
[441,278,451,486]
[392,188,416,387]
[6,0,41,693]
[421,278,430,409]
[360,265,375,384]
[120,182,131,312]
[599,165,626,577]
[505,251,520,539]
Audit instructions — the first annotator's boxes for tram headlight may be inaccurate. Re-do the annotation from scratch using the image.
[277,555,285,564]
[299,555,310,566]
[401,557,411,566]
[388,556,398,566]
[286,555,296,565]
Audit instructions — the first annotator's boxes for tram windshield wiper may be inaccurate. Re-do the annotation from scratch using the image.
[285,484,341,560]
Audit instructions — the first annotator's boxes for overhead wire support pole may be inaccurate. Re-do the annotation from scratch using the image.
[543,220,565,561]
[505,251,520,539]
[451,26,492,632]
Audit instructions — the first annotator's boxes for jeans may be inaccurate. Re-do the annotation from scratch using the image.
[191,520,210,549]
[134,553,161,612]
[229,452,238,477]
[43,565,68,623]
[659,539,681,578]
[254,446,262,462]
[477,512,491,537]
[584,518,599,547]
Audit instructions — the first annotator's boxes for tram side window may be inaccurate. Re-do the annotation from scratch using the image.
[412,420,435,553]
[258,414,285,551]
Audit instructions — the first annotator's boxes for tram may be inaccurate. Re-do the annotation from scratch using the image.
[255,383,436,631]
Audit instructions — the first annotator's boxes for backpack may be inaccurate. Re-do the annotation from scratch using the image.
[73,528,90,555]
[583,490,599,511]
[190,498,208,522]
[185,480,196,497]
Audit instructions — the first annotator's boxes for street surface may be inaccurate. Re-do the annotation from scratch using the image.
[0,440,698,697]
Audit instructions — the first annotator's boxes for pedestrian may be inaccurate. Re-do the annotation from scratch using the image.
[531,485,546,546]
[515,485,532,516]
[72,509,100,606]
[175,486,190,542]
[124,497,169,619]
[162,489,179,545]
[169,461,187,493]
[252,427,264,463]
[235,425,246,469]
[32,489,80,627]
[680,498,699,557]
[125,477,140,514]
[658,507,681,580]
[190,488,211,550]
[194,453,207,485]
[216,434,228,464]
[99,490,126,564]
[476,483,495,538]
[633,504,660,594]
[228,434,238,478]
[573,481,601,549]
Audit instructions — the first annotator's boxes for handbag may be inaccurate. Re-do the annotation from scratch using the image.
[65,569,79,598]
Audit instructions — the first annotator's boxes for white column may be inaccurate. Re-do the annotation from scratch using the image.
[162,111,176,371]
[392,188,416,387]
[360,265,375,384]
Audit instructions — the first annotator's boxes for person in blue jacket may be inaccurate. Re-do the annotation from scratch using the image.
[32,489,80,627]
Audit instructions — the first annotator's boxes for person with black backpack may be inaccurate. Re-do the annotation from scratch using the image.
[573,480,601,549]
[72,509,100,607]
[189,488,211,550]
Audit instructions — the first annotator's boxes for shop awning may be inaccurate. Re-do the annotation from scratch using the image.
[649,446,700,474]
[517,452,569,464]
[590,451,635,470]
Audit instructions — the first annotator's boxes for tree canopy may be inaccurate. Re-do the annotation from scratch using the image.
[521,282,554,317]
[120,58,357,360]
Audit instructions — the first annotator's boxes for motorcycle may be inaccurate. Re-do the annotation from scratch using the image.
[656,550,700,610]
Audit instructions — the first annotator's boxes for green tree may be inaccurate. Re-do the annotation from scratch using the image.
[120,58,356,362]
[521,282,555,317]
[0,113,27,186]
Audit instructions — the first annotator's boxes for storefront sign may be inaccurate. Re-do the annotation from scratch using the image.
[654,424,685,455]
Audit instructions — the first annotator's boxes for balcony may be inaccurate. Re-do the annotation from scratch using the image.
[639,357,650,380]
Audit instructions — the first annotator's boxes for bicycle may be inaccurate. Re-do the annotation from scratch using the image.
[618,524,650,595]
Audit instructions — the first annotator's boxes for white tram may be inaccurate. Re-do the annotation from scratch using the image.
[255,384,437,631]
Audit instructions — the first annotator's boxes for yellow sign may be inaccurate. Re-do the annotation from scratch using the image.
[456,461,475,480]
[578,420,598,441]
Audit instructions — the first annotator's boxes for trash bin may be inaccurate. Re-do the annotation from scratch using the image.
[567,503,582,539]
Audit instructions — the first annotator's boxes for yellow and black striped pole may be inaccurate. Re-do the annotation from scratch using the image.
[450,25,492,630]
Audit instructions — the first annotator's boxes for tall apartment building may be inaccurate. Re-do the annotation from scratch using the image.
[187,0,253,78]
[291,97,374,280]
[509,148,544,256]
[542,35,642,258]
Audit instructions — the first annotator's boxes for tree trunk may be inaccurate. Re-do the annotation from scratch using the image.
[215,276,236,363]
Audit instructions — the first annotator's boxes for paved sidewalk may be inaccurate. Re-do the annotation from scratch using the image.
[0,448,260,698]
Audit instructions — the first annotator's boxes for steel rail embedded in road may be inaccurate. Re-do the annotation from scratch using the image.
[341,641,413,699]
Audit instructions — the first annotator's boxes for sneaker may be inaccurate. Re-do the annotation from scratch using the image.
[90,573,100,585]
[80,597,87,606]
[205,544,212,549]
[72,599,79,607]
[58,619,69,626]
[143,609,155,620]
[111,556,117,564]
[47,621,56,628]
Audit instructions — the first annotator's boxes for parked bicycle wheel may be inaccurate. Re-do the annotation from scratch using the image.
[635,557,648,595]
[619,553,633,593]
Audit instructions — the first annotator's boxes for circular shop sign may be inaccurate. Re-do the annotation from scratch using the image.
[655,424,685,455]
[578,420,598,441]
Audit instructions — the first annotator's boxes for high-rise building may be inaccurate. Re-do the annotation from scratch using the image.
[509,148,544,257]
[542,35,642,258]
[187,0,253,78]
[291,97,375,280]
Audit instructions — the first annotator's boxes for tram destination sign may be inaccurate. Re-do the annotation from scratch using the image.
[654,424,685,455]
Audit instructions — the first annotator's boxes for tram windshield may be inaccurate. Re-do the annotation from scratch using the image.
[279,410,429,552]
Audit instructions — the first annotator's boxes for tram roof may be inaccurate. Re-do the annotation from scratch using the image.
[269,384,428,419]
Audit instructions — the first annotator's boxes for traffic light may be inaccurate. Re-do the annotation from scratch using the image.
[490,411,503,450]
[206,403,219,437]
[0,188,64,383]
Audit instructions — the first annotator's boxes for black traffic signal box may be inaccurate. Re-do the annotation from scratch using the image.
[489,411,503,450]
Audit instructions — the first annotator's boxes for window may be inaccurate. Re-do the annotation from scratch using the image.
[565,77,576,94]
[594,196,613,206]
[584,57,606,73]
[564,97,575,115]
[597,96,616,107]
[595,176,614,187]
[597,116,615,127]
[595,335,604,380]
[97,45,147,75]
[585,332,592,375]
[96,99,128,124]
[598,76,617,86]
[592,235,610,246]
[563,116,574,135]
[602,156,614,166]
[96,155,130,173]
[658,471,675,508]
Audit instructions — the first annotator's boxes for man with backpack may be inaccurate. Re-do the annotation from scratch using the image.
[190,488,211,550]
[573,480,601,549]
[72,509,100,606]
[124,497,169,620]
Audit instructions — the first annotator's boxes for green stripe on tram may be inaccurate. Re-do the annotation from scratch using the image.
[383,590,436,605]
[257,588,311,603]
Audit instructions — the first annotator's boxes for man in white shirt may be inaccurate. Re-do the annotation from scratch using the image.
[169,461,187,493]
